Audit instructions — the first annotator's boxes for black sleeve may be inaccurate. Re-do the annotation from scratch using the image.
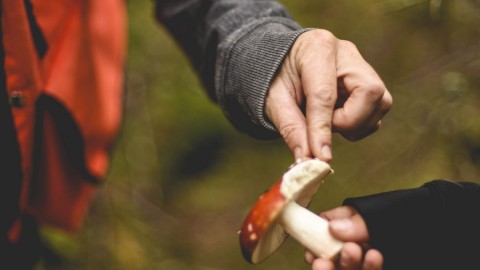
[344,180,480,270]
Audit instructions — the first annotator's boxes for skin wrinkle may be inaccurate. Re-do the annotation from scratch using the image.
[218,18,307,136]
[333,94,377,131]
[335,97,388,139]
[332,78,389,135]
[300,31,338,159]
[268,79,302,145]
[299,37,337,107]
[282,35,305,106]
[265,45,306,150]
[282,54,303,105]
[265,26,392,162]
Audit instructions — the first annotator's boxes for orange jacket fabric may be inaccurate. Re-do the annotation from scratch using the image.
[2,0,126,239]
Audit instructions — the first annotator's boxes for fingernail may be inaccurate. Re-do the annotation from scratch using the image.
[294,147,303,160]
[304,250,315,264]
[321,145,332,161]
[330,219,352,232]
[340,249,350,266]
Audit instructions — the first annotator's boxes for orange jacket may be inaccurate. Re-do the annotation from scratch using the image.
[2,0,126,241]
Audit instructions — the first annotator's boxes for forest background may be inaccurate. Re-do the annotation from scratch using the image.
[38,1,480,269]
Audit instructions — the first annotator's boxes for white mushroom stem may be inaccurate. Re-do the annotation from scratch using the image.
[278,201,343,260]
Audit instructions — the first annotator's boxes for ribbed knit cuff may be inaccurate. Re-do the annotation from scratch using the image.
[215,17,311,139]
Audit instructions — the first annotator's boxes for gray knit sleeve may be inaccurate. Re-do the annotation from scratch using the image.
[216,18,309,138]
[156,0,309,138]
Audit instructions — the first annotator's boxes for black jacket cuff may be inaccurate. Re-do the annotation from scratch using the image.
[344,180,480,270]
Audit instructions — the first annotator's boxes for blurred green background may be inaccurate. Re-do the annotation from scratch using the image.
[39,0,480,269]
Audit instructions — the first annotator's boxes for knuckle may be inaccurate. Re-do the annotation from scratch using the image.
[309,88,337,106]
[339,39,358,51]
[279,123,301,142]
[363,80,388,102]
[381,90,393,112]
[308,29,337,49]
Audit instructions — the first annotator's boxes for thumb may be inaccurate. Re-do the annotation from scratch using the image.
[266,79,310,159]
[328,214,369,242]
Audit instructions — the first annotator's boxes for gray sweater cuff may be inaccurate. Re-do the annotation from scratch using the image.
[215,17,310,139]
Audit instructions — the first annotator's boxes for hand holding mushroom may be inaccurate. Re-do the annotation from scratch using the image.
[239,158,343,264]
[305,206,383,270]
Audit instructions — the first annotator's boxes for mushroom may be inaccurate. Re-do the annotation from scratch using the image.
[239,158,343,264]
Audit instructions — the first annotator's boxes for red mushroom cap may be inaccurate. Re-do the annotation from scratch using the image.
[239,159,332,264]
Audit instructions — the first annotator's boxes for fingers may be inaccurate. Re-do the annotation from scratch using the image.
[294,30,338,162]
[339,91,391,142]
[341,120,381,142]
[338,242,363,270]
[312,258,336,270]
[320,206,358,221]
[309,246,383,270]
[363,249,384,270]
[307,206,381,270]
[329,214,369,242]
[266,73,311,159]
[332,40,392,140]
[305,250,316,264]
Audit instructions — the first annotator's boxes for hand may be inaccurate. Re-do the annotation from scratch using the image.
[305,206,383,270]
[265,30,392,162]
